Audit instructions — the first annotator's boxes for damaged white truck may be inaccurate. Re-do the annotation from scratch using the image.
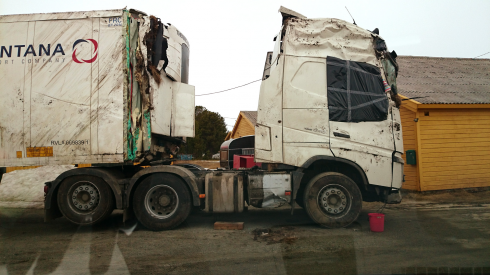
[0,7,403,230]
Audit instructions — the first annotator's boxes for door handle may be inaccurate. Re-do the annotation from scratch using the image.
[333,132,350,138]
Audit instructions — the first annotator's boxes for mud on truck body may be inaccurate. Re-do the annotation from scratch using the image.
[0,7,403,230]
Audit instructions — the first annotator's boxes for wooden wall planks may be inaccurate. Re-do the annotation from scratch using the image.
[417,108,490,191]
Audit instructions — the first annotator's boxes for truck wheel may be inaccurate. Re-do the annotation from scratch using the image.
[57,176,115,225]
[303,172,362,228]
[133,173,191,231]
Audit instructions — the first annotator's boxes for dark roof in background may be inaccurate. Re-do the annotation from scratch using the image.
[241,111,257,126]
[396,56,490,104]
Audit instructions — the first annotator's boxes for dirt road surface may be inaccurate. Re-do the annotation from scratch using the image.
[173,160,220,169]
[1,196,489,274]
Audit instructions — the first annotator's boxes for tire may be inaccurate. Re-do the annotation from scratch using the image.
[57,175,115,225]
[133,173,192,231]
[303,172,362,228]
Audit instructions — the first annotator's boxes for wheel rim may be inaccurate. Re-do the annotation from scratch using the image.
[317,184,351,216]
[144,185,179,219]
[68,181,100,213]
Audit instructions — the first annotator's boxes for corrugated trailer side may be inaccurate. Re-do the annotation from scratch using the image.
[0,10,126,167]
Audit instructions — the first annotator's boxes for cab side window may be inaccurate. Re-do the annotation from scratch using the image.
[326,56,388,122]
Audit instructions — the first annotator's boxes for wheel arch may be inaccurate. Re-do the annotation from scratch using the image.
[44,168,124,220]
[126,166,200,208]
[300,155,369,191]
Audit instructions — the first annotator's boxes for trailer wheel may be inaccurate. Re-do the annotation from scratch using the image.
[57,176,115,225]
[303,172,362,228]
[133,173,191,231]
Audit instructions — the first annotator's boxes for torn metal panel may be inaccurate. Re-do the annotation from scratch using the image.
[283,17,380,67]
[128,9,147,16]
[135,15,153,154]
[279,6,306,19]
[127,13,195,161]
[270,29,282,72]
[262,51,273,80]
[248,173,291,208]
[127,13,144,160]
[165,25,182,82]
[0,9,194,167]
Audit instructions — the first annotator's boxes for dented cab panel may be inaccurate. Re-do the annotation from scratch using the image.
[256,13,403,191]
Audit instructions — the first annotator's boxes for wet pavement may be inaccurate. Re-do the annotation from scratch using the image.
[0,201,489,275]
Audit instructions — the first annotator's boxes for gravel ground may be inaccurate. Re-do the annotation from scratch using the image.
[173,160,221,169]
[1,191,489,275]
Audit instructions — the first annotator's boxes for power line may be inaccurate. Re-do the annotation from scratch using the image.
[195,79,261,96]
[474,51,490,58]
[194,62,277,97]
[196,48,489,97]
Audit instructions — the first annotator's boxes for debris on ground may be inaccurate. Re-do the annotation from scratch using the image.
[252,227,298,245]
[214,222,244,230]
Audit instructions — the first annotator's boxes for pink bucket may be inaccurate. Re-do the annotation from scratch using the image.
[368,213,385,232]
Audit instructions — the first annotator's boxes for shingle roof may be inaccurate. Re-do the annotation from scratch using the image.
[396,56,490,104]
[241,111,257,126]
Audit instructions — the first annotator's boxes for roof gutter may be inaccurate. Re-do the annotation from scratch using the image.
[400,95,490,110]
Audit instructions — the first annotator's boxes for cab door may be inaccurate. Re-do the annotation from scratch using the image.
[281,55,332,167]
[326,56,394,188]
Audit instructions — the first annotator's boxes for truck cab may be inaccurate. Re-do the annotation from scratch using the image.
[253,7,404,220]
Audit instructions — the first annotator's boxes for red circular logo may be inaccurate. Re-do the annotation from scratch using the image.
[72,39,98,63]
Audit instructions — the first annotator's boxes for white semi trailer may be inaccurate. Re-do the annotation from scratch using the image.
[0,7,404,231]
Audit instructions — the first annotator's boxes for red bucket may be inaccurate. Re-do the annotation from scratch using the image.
[368,213,385,232]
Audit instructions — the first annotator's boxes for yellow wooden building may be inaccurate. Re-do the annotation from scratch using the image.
[225,111,257,141]
[397,56,490,191]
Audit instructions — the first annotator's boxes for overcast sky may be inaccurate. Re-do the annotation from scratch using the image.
[1,0,489,130]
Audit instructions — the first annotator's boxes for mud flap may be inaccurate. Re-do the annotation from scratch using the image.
[44,207,62,222]
[290,170,304,214]
[386,189,402,204]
